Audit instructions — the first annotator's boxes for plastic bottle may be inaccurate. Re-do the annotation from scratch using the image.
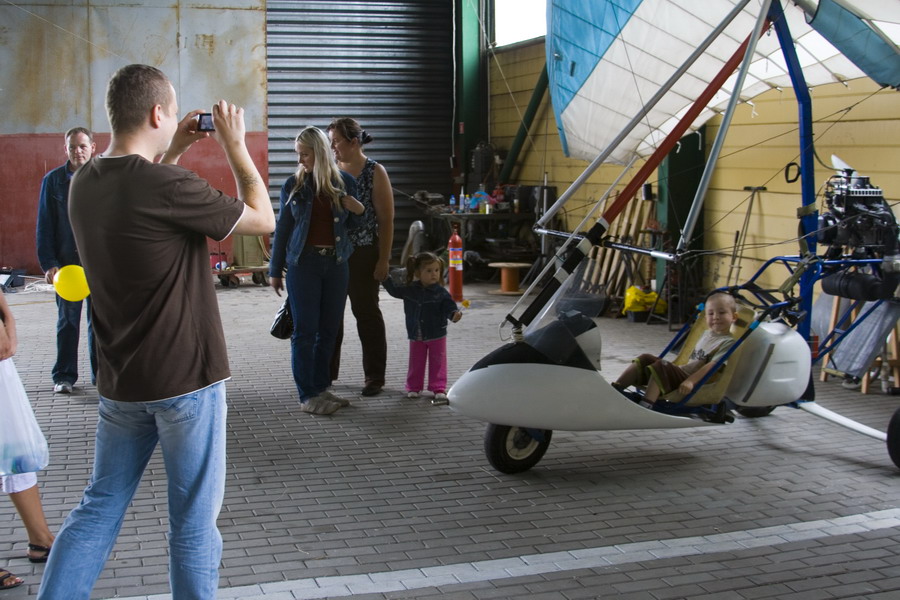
[449,194,457,213]
[448,224,464,301]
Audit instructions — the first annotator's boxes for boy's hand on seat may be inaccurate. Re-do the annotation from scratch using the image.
[678,380,695,395]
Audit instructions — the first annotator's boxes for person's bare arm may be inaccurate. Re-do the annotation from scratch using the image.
[371,164,395,281]
[678,361,718,395]
[209,101,274,235]
[161,101,274,235]
[0,291,18,360]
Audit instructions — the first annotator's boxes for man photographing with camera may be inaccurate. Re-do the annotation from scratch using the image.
[38,64,275,600]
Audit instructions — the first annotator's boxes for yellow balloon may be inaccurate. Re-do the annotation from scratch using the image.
[53,265,90,302]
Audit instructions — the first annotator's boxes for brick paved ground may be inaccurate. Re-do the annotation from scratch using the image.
[2,279,898,599]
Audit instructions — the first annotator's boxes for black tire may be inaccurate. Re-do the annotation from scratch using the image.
[735,405,776,418]
[484,424,552,474]
[887,406,900,470]
[252,271,268,286]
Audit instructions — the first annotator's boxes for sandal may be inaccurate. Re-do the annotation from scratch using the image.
[27,543,51,563]
[0,569,23,591]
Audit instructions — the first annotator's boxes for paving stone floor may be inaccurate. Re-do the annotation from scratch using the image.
[1,279,898,599]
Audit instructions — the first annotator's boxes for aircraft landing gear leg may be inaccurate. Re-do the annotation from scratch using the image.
[484,424,552,474]
[887,406,900,470]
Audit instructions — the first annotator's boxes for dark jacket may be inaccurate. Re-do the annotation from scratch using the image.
[382,278,459,341]
[269,171,361,276]
[36,163,80,271]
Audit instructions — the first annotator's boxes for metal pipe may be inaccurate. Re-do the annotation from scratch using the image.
[538,0,752,228]
[676,0,773,252]
[798,402,887,441]
[770,0,818,340]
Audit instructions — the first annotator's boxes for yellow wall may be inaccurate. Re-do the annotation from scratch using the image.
[489,40,900,293]
[706,79,900,290]
[488,40,644,230]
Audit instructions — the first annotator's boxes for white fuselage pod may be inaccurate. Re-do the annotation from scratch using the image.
[448,363,715,431]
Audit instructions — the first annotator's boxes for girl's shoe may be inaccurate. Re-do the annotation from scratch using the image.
[406,391,420,399]
[432,392,448,405]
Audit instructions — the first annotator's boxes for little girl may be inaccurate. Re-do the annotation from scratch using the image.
[382,252,462,401]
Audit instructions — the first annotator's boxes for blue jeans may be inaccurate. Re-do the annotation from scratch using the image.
[38,382,227,600]
[287,251,349,400]
[54,295,96,385]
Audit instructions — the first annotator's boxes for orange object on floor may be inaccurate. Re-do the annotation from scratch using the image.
[488,262,531,295]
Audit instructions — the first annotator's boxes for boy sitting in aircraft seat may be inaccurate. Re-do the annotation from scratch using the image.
[612,291,738,406]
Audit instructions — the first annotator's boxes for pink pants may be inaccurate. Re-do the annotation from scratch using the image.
[407,337,447,394]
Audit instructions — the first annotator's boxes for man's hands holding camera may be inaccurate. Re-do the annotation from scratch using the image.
[163,100,248,164]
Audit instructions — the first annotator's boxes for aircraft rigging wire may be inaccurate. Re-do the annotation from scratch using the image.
[677,85,890,253]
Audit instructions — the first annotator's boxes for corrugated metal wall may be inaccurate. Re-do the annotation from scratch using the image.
[266,1,455,257]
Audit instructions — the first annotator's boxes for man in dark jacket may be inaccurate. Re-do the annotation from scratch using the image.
[35,127,97,393]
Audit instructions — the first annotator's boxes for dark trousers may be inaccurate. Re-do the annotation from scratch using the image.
[330,244,387,386]
[53,295,97,386]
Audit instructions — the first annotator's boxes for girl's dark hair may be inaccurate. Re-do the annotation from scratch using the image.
[327,117,374,145]
[405,252,444,285]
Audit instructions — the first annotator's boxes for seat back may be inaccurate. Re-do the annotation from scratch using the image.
[663,303,756,406]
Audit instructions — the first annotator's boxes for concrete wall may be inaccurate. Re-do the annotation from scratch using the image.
[0,1,267,275]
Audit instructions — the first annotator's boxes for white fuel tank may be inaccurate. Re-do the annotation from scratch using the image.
[726,322,810,407]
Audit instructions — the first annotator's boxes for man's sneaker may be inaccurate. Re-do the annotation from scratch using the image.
[322,390,351,407]
[406,391,420,399]
[300,395,341,415]
[53,382,73,394]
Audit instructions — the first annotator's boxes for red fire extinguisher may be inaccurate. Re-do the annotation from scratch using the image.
[448,223,463,301]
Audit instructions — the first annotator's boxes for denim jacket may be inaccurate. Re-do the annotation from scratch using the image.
[36,163,79,271]
[269,171,361,276]
[382,278,459,341]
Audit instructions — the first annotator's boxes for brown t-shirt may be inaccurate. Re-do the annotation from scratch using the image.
[69,155,245,402]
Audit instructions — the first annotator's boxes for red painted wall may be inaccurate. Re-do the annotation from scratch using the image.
[0,132,269,276]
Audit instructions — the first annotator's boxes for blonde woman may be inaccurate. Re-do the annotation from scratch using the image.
[269,127,365,415]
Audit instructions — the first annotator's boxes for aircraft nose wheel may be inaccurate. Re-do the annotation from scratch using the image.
[484,424,553,474]
[887,406,900,470]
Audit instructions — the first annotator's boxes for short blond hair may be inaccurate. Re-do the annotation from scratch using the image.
[705,291,737,313]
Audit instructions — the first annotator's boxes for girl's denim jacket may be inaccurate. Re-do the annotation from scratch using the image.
[269,172,361,276]
[382,278,459,341]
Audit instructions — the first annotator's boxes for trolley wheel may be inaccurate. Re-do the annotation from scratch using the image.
[735,405,776,418]
[252,271,268,286]
[887,406,900,470]
[219,274,239,288]
[484,424,552,474]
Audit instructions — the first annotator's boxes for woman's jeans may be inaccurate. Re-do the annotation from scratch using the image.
[287,251,349,400]
[38,382,227,600]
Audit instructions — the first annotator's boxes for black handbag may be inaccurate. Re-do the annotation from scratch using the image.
[270,298,293,339]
